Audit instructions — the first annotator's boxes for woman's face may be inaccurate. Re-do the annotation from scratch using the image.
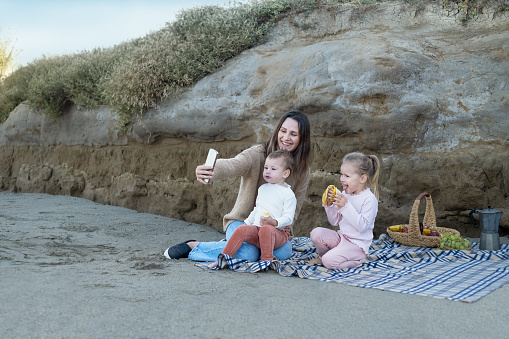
[277,118,300,152]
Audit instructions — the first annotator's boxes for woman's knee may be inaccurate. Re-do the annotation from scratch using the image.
[273,241,292,260]
[226,221,245,239]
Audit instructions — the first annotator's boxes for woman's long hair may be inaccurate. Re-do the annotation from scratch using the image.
[263,110,311,181]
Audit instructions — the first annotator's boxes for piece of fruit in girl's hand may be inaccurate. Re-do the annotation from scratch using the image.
[321,185,337,205]
[263,212,270,218]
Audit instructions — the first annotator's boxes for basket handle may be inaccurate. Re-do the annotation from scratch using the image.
[416,192,430,200]
[408,192,437,237]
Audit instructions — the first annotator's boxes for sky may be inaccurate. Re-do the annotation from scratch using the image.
[1,0,242,68]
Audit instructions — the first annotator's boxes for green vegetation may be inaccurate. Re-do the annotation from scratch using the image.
[0,0,506,126]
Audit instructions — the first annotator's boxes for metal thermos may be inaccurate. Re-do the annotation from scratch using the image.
[469,207,503,250]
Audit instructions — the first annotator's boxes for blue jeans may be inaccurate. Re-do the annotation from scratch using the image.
[188,221,293,262]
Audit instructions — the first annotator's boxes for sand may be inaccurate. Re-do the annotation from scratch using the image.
[1,192,508,338]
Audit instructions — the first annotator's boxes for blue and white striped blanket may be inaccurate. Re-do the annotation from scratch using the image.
[195,234,509,302]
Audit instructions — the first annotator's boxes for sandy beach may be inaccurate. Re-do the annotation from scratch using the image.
[1,191,508,338]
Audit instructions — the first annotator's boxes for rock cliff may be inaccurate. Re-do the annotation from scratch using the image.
[1,2,508,237]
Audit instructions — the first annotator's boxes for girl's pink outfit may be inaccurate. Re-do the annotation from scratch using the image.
[311,188,378,269]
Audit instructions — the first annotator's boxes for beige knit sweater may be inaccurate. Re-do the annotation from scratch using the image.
[212,144,310,233]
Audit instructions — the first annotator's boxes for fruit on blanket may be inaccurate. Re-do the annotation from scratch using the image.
[438,232,471,250]
[321,185,337,205]
[389,225,405,232]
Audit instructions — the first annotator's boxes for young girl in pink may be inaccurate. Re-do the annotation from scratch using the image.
[310,152,380,270]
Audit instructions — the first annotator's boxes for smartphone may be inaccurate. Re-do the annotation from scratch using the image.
[203,148,218,183]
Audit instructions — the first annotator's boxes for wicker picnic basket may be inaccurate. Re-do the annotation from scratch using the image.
[387,192,460,248]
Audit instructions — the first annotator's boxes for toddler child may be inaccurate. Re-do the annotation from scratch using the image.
[208,149,297,268]
[310,152,380,269]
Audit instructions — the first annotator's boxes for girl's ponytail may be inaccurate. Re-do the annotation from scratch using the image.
[367,155,380,200]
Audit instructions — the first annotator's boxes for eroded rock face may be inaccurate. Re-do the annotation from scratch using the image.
[0,2,508,237]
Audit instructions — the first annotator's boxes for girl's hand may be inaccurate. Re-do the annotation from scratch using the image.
[195,164,214,184]
[333,193,348,209]
[326,188,336,206]
[260,215,277,227]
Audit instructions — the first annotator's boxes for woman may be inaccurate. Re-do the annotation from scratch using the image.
[164,110,311,262]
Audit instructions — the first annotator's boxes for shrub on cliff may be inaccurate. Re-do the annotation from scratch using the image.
[0,46,127,122]
[0,70,26,122]
[0,0,506,125]
[101,4,269,127]
[0,2,275,125]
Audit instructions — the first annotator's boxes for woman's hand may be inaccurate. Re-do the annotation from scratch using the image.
[195,164,214,185]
